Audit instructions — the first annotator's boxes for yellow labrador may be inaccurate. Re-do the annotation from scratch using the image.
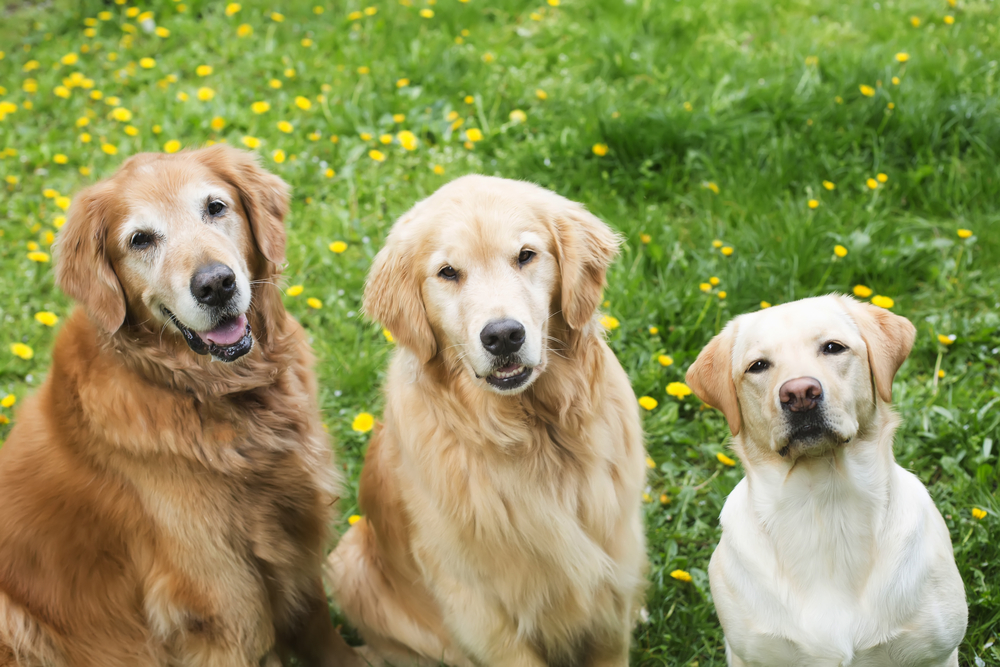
[327,175,648,667]
[686,295,967,666]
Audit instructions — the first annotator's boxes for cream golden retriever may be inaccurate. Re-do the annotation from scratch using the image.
[326,176,648,667]
[686,295,967,667]
[0,145,361,667]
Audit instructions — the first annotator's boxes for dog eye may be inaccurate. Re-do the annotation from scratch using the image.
[438,266,458,280]
[518,249,535,265]
[207,200,226,216]
[746,359,770,374]
[130,231,154,249]
[822,341,847,355]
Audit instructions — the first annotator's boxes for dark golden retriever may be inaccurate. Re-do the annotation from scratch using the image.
[0,145,361,667]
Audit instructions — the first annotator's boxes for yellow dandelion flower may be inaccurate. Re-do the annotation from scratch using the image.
[27,242,39,251]
[54,86,71,99]
[760,301,771,309]
[943,14,954,24]
[808,199,819,209]
[859,84,876,97]
[60,52,79,65]
[295,96,312,110]
[649,326,659,335]
[482,53,495,63]
[823,180,835,190]
[55,196,71,210]
[530,11,542,19]
[152,125,162,134]
[347,10,363,20]
[225,2,241,15]
[241,136,261,149]
[210,116,226,130]
[536,89,548,100]
[938,369,946,378]
[683,101,693,112]
[646,457,656,469]
[197,87,215,101]
[600,315,620,330]
[804,55,819,66]
[658,355,673,367]
[379,134,393,144]
[155,26,170,37]
[277,120,293,133]
[271,12,284,22]
[721,246,734,256]
[369,149,386,162]
[509,109,527,123]
[466,128,483,142]
[325,168,335,178]
[937,334,956,345]
[251,101,270,114]
[957,229,972,239]
[90,90,103,100]
[329,241,348,253]
[420,8,434,17]
[718,291,727,299]
[364,6,378,14]
[705,181,720,194]
[101,143,118,155]
[871,295,895,309]
[196,65,213,77]
[111,107,133,122]
[877,173,888,183]
[4,176,18,185]
[352,412,375,432]
[666,382,692,399]
[10,343,33,360]
[306,297,321,309]
[834,245,848,258]
[717,452,736,467]
[53,154,68,164]
[643,492,652,503]
[895,52,909,63]
[272,149,285,164]
[398,131,417,151]
[383,329,394,343]
[237,23,253,37]
[43,189,58,199]
[699,283,711,292]
[972,508,987,520]
[139,57,156,69]
[853,284,873,298]
[709,276,720,286]
[177,92,189,102]
[640,233,652,244]
[866,178,879,189]
[28,251,50,262]
[433,164,445,175]
[23,79,38,93]
[670,570,692,582]
[124,126,139,136]
[348,514,362,525]
[357,66,370,75]
[892,76,900,85]
[712,239,723,248]
[396,78,410,88]
[163,140,181,153]
[392,114,406,123]
[34,311,58,326]
[125,7,139,17]
[0,394,14,408]
[660,494,671,504]
[464,95,474,104]
[98,10,112,19]
[592,143,608,156]
[910,16,921,27]
[286,285,304,297]
[638,396,658,411]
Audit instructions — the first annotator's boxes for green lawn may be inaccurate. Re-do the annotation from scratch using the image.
[1,0,998,664]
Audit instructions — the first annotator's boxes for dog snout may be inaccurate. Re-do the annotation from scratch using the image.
[190,262,237,308]
[780,377,823,412]
[480,319,525,357]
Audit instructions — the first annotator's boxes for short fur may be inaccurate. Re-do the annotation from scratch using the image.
[686,295,967,667]
[327,176,648,667]
[0,145,361,667]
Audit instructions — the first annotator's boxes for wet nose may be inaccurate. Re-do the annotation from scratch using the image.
[190,262,237,307]
[480,319,525,357]
[779,377,823,412]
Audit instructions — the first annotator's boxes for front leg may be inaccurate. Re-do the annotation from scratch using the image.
[275,577,364,667]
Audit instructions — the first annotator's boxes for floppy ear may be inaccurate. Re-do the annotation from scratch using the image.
[838,296,916,403]
[198,144,289,265]
[55,181,126,334]
[551,202,621,329]
[686,321,741,436]
[363,214,437,364]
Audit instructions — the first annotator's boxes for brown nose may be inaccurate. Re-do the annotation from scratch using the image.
[779,377,823,412]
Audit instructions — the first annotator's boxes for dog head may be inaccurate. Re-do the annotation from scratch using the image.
[686,295,915,460]
[55,144,288,363]
[364,175,619,395]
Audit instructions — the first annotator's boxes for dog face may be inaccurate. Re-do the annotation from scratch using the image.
[364,176,619,394]
[55,145,288,362]
[686,295,915,460]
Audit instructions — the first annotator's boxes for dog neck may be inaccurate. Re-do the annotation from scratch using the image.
[737,403,900,588]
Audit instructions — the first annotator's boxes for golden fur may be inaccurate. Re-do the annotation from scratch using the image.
[327,176,648,667]
[0,146,361,667]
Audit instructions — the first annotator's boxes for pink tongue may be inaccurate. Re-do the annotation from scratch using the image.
[201,314,248,346]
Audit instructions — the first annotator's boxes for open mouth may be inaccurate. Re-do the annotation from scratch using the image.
[163,308,253,362]
[484,362,533,391]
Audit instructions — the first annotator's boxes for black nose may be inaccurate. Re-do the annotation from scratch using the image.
[190,262,237,307]
[780,376,823,412]
[480,319,525,357]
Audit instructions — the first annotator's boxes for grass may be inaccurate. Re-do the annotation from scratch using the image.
[1,0,998,664]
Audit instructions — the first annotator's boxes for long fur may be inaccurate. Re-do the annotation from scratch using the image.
[0,146,361,667]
